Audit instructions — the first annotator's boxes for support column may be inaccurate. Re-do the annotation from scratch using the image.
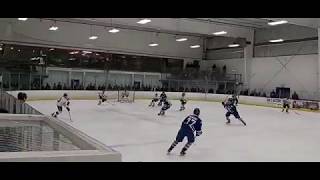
[183,58,194,70]
[243,29,255,91]
[83,72,86,90]
[318,28,320,100]
[68,71,72,89]
[131,74,134,88]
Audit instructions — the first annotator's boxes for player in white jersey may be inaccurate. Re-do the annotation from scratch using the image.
[149,93,159,107]
[179,92,187,111]
[98,90,107,105]
[282,98,290,113]
[51,93,70,118]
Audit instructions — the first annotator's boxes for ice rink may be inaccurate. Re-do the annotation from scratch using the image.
[29,99,320,162]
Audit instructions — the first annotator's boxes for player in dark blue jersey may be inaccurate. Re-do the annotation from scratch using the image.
[231,94,239,106]
[167,108,202,156]
[222,98,246,126]
[158,91,167,106]
[158,99,172,116]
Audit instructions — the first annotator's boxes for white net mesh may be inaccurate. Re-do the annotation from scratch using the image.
[104,91,120,102]
[118,90,135,103]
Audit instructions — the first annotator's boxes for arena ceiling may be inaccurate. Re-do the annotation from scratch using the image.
[41,18,318,41]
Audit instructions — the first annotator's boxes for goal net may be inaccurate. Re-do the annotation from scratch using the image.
[101,90,135,103]
[118,90,135,103]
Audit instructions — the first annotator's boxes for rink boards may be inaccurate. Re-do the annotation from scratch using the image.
[8,90,320,112]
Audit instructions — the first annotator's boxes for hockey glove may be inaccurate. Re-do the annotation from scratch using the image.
[196,131,202,136]
[67,101,70,106]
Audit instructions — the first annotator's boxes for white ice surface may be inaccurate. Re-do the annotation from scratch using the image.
[28,100,320,162]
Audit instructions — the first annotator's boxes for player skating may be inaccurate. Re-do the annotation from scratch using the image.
[179,92,187,111]
[149,93,159,107]
[51,93,70,118]
[158,91,167,106]
[158,99,172,116]
[222,98,246,126]
[98,90,107,105]
[167,108,202,156]
[282,98,290,113]
[230,94,239,106]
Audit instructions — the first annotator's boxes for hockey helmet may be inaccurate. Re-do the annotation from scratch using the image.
[63,93,68,97]
[193,108,200,116]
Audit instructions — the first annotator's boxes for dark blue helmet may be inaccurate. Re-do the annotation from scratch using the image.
[193,108,200,116]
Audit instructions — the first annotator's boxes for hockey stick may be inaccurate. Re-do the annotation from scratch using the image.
[107,101,115,106]
[68,111,73,122]
[293,110,301,115]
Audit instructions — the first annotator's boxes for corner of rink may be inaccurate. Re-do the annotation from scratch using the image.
[0,113,122,162]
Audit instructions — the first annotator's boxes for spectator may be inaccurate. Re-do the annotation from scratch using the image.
[270,90,276,98]
[45,83,51,90]
[212,64,216,72]
[223,65,227,74]
[292,91,299,100]
[53,83,57,90]
[262,92,267,97]
[63,83,67,90]
[57,82,62,90]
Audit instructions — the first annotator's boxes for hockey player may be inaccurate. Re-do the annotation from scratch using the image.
[222,98,246,126]
[167,108,202,156]
[282,98,290,113]
[149,93,159,107]
[51,93,70,118]
[120,89,130,102]
[158,91,167,106]
[179,92,187,111]
[98,90,107,105]
[231,94,239,106]
[158,99,172,116]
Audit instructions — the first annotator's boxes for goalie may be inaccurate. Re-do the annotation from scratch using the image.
[98,90,107,105]
[120,89,130,103]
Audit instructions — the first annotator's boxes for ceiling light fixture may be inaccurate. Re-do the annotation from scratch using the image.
[269,39,284,43]
[69,51,79,55]
[49,26,59,31]
[228,44,240,48]
[149,43,159,47]
[109,28,120,33]
[82,50,92,54]
[18,18,28,21]
[268,20,288,26]
[137,19,151,24]
[213,31,227,35]
[176,38,188,42]
[190,45,200,48]
[49,48,55,51]
[89,36,98,40]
